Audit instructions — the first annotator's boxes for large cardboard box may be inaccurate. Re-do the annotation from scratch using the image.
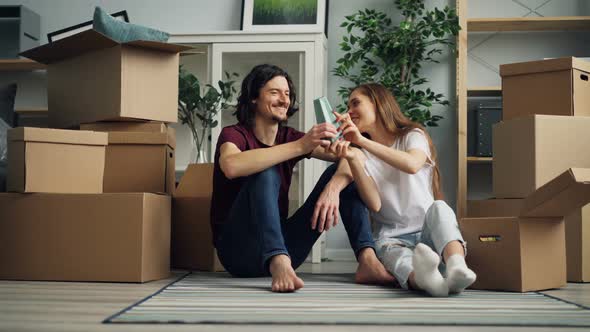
[565,204,590,282]
[493,115,590,198]
[172,163,223,272]
[500,57,590,120]
[0,193,171,282]
[80,121,167,133]
[469,201,589,283]
[7,127,107,193]
[102,128,176,195]
[460,168,590,291]
[20,30,190,128]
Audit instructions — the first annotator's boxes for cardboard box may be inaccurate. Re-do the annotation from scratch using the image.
[565,204,590,282]
[80,121,167,133]
[0,193,171,282]
[500,57,590,120]
[467,199,522,218]
[7,127,107,193]
[461,168,590,291]
[172,163,223,272]
[20,30,191,128]
[493,115,590,198]
[103,128,176,195]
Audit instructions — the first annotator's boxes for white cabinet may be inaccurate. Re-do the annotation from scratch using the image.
[169,31,328,262]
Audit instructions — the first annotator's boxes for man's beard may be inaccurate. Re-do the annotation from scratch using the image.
[271,107,289,123]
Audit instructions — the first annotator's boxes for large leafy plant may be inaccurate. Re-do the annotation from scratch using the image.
[178,67,238,162]
[333,0,460,126]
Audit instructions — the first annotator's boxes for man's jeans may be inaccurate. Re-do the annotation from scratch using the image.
[215,163,375,277]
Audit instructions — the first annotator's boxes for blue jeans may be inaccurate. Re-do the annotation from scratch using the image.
[374,200,466,289]
[215,163,375,277]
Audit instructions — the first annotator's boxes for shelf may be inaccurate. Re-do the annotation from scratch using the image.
[0,59,45,71]
[467,86,502,97]
[468,16,590,32]
[15,108,48,114]
[467,157,493,163]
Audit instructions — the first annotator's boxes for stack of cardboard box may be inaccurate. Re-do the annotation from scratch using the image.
[0,30,189,283]
[461,57,590,291]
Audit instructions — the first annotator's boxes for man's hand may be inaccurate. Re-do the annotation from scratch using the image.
[311,186,340,232]
[299,123,338,154]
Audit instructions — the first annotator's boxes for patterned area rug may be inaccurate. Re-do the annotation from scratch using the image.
[105,272,590,326]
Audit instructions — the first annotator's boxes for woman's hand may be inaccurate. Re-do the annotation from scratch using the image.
[334,111,363,145]
[326,139,352,159]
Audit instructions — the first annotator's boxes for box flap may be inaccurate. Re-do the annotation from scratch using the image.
[500,57,590,77]
[124,40,192,53]
[107,128,175,149]
[20,30,119,65]
[8,127,108,146]
[80,121,167,133]
[522,168,590,217]
[20,29,192,65]
[175,164,214,198]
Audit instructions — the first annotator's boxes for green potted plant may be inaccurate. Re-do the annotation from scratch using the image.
[333,0,460,127]
[178,67,238,163]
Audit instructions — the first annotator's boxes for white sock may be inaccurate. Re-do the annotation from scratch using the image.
[412,243,448,297]
[446,254,476,294]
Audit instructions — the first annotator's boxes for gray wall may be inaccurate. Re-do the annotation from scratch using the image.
[1,0,589,259]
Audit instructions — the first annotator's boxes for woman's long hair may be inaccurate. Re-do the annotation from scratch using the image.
[352,83,444,200]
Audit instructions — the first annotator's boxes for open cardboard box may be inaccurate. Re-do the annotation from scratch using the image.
[0,193,171,282]
[171,163,223,272]
[461,168,590,291]
[493,115,590,198]
[501,57,590,120]
[20,30,191,128]
[7,127,107,193]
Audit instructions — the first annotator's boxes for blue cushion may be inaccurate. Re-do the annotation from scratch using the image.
[93,7,169,43]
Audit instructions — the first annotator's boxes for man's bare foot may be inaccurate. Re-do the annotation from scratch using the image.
[355,248,396,285]
[269,254,304,293]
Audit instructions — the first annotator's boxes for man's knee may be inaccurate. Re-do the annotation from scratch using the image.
[249,167,281,188]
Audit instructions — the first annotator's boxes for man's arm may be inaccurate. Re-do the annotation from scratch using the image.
[220,123,337,179]
[219,140,306,179]
[310,157,354,232]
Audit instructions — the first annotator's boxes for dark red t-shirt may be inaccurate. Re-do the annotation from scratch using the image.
[210,124,307,240]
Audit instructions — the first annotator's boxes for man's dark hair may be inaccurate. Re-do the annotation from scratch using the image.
[235,64,299,127]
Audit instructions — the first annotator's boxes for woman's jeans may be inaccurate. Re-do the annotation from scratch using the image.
[374,200,466,289]
[215,163,375,277]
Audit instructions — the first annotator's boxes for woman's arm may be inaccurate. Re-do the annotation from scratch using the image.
[334,111,428,174]
[325,141,381,213]
[346,148,381,212]
[357,137,428,175]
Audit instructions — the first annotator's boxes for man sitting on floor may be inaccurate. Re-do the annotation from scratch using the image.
[210,64,395,292]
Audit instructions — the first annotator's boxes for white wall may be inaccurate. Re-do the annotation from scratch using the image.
[2,0,589,260]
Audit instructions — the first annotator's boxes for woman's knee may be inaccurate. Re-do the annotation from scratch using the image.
[425,200,457,227]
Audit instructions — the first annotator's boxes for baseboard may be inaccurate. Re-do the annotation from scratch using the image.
[325,249,356,262]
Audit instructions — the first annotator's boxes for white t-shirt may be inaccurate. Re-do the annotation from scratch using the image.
[363,129,435,240]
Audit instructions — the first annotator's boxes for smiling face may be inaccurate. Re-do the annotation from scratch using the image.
[253,75,290,123]
[347,89,378,133]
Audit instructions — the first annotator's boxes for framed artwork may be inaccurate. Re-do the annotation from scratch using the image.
[47,10,129,42]
[241,0,328,36]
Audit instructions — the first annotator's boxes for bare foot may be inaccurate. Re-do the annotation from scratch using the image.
[269,254,304,293]
[355,248,396,285]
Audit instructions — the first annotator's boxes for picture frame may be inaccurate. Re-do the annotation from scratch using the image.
[47,10,129,42]
[241,0,328,36]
